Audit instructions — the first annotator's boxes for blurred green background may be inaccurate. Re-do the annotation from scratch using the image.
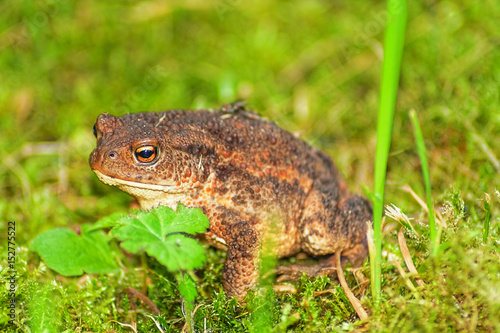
[2,0,497,231]
[1,0,499,331]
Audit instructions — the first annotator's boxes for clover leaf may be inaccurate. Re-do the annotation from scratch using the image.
[31,225,119,276]
[111,204,209,272]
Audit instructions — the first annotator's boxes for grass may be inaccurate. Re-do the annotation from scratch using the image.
[371,0,406,310]
[409,109,438,255]
[1,0,500,331]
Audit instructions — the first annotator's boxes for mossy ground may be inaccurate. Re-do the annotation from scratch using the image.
[1,0,499,331]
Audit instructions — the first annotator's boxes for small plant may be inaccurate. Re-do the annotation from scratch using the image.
[31,224,119,276]
[31,204,209,332]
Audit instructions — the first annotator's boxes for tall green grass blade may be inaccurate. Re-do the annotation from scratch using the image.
[409,109,438,256]
[372,0,407,309]
[483,193,491,243]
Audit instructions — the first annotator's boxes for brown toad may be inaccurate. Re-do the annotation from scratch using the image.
[89,105,372,300]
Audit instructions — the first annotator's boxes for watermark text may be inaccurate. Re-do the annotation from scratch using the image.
[6,221,17,326]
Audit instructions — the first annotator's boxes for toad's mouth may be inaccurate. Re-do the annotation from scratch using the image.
[92,169,181,193]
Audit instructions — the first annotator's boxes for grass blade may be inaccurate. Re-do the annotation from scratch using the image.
[483,193,491,243]
[409,109,438,256]
[372,0,407,309]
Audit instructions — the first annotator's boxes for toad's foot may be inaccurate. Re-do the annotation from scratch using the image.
[275,254,344,282]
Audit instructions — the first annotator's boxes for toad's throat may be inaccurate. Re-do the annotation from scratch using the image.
[92,169,191,210]
[92,169,180,193]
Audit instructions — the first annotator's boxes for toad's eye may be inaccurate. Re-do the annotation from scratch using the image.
[135,145,158,163]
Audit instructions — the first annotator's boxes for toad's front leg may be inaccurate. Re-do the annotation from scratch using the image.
[221,217,261,300]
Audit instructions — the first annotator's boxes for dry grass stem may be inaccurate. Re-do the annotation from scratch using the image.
[401,184,445,226]
[464,119,500,172]
[385,204,420,237]
[145,314,166,333]
[397,228,425,287]
[335,251,369,320]
[351,268,370,297]
[388,253,416,292]
[110,320,138,333]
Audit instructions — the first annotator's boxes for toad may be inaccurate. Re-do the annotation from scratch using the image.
[89,105,372,300]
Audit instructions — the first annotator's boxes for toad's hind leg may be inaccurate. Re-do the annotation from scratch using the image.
[277,190,372,281]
